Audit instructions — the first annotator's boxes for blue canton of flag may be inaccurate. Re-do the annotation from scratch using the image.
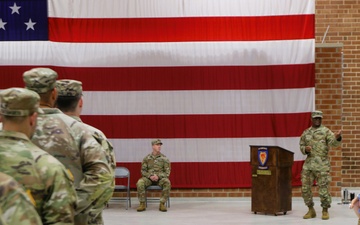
[0,0,48,41]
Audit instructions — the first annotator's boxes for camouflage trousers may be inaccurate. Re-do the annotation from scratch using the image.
[87,183,115,225]
[301,169,332,208]
[136,177,171,203]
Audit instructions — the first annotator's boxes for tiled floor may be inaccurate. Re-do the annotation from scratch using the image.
[104,197,358,225]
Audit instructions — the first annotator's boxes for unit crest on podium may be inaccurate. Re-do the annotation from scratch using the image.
[257,147,269,170]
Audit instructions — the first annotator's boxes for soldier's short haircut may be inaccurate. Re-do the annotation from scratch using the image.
[56,95,81,112]
[38,89,54,105]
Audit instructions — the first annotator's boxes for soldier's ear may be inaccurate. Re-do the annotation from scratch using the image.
[79,97,83,108]
[52,88,58,104]
[29,112,37,127]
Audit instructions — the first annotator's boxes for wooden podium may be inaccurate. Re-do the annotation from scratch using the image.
[250,145,294,216]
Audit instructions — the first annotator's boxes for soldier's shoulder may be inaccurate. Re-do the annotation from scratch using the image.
[69,119,96,139]
[59,113,80,127]
[143,154,152,160]
[31,148,66,167]
[27,141,47,152]
[44,112,80,133]
[303,126,313,132]
[36,112,72,132]
[56,114,95,141]
[160,153,170,161]
[83,122,105,136]
[0,142,36,160]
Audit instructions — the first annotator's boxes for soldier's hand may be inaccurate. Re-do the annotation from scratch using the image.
[150,175,159,182]
[335,129,342,139]
[305,146,312,153]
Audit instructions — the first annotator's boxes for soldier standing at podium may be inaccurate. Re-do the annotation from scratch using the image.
[299,110,342,220]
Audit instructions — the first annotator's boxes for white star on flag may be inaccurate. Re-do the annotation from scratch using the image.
[0,18,7,30]
[9,2,21,14]
[25,18,36,30]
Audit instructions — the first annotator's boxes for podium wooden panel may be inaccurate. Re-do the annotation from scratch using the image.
[250,145,294,216]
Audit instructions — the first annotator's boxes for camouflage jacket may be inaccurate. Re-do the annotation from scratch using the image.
[141,153,171,180]
[0,172,42,225]
[0,130,77,225]
[70,115,116,223]
[31,108,113,218]
[71,116,116,173]
[299,125,342,171]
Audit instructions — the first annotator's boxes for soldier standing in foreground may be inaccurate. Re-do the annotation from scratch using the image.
[0,87,77,224]
[299,110,342,220]
[56,79,116,224]
[23,68,113,225]
[0,172,42,225]
[136,139,171,212]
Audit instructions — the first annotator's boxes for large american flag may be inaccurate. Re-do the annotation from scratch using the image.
[0,0,314,188]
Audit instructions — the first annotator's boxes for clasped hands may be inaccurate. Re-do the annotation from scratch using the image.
[150,174,159,182]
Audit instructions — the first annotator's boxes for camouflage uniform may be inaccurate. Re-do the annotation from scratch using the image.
[299,111,342,209]
[23,68,113,225]
[73,116,115,225]
[0,172,42,225]
[137,140,171,204]
[0,88,77,224]
[56,79,116,225]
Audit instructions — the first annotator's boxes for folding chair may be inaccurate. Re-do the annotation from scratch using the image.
[145,185,170,208]
[112,167,131,209]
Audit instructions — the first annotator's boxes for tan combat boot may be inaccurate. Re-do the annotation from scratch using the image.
[322,208,329,220]
[303,206,316,219]
[137,202,146,212]
[159,202,167,212]
[358,218,360,225]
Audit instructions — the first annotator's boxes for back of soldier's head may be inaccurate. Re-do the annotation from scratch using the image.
[55,79,83,112]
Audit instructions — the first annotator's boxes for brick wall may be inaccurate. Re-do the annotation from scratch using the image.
[116,0,357,199]
[316,0,360,193]
[314,44,343,198]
